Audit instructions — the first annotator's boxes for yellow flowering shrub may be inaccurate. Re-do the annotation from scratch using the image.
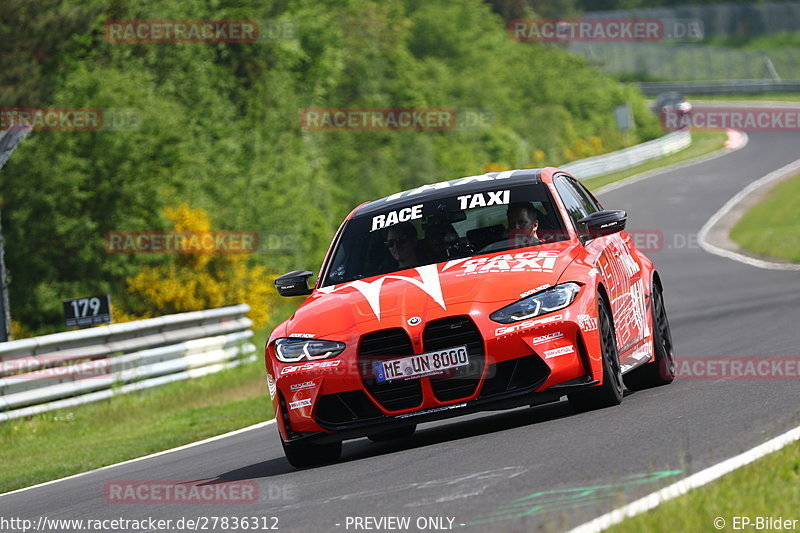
[122,203,277,329]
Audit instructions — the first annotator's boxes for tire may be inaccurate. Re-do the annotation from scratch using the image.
[281,438,342,468]
[625,282,676,390]
[367,424,417,442]
[568,295,624,413]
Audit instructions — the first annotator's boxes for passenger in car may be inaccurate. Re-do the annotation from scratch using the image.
[384,222,421,269]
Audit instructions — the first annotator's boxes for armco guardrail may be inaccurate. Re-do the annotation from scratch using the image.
[636,80,800,96]
[0,304,255,421]
[561,130,691,180]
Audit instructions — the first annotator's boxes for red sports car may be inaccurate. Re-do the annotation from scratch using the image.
[266,167,675,467]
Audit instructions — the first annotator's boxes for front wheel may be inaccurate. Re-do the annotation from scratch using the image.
[281,438,342,468]
[625,283,676,390]
[568,295,624,412]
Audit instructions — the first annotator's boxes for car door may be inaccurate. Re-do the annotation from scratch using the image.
[554,174,647,355]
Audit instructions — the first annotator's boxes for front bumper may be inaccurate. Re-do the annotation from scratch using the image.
[267,288,603,443]
[289,373,598,444]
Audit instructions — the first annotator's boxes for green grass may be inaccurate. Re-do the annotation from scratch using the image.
[730,172,800,263]
[582,131,728,192]
[606,440,800,533]
[0,297,301,494]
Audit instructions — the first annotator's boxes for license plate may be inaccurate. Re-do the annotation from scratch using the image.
[373,346,469,383]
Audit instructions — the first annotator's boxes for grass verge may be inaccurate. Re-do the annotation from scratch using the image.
[606,440,800,533]
[582,131,729,192]
[0,298,301,494]
[729,172,800,263]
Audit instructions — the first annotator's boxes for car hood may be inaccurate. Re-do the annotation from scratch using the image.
[281,241,580,338]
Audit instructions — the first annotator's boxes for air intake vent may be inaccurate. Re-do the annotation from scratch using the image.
[316,391,384,427]
[358,329,423,411]
[423,316,484,402]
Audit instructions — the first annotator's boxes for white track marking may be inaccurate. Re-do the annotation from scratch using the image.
[566,424,800,533]
[698,157,800,271]
[0,420,275,498]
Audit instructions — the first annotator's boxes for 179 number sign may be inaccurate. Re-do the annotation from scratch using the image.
[63,295,112,328]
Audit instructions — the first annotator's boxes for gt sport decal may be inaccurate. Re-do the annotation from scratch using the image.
[495,314,563,337]
[371,203,423,231]
[280,360,342,375]
[443,250,560,276]
[317,264,445,321]
[543,345,575,359]
[457,190,510,210]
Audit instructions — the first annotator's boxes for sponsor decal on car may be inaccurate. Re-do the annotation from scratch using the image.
[495,314,564,337]
[520,283,551,299]
[444,250,560,276]
[280,360,342,375]
[543,345,575,359]
[531,331,565,345]
[288,398,312,410]
[317,264,445,321]
[266,373,277,400]
[456,190,510,210]
[289,381,316,392]
[288,332,315,338]
[631,344,652,362]
[395,402,468,419]
[371,204,423,231]
[577,313,598,332]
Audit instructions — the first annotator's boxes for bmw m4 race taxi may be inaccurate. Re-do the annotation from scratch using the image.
[265,167,675,467]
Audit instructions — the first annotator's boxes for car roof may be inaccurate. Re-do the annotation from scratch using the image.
[354,168,544,218]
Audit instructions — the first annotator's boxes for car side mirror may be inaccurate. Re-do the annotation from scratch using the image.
[275,270,314,297]
[578,210,627,240]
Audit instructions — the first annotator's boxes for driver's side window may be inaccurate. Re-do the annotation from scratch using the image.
[554,176,591,234]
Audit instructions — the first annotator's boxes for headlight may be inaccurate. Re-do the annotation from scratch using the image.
[490,283,581,324]
[274,338,346,363]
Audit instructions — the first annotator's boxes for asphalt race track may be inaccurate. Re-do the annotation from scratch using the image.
[2,131,799,533]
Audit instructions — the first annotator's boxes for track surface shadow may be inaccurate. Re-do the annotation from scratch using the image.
[208,398,583,482]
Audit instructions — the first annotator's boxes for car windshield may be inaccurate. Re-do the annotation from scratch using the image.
[321,181,568,286]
